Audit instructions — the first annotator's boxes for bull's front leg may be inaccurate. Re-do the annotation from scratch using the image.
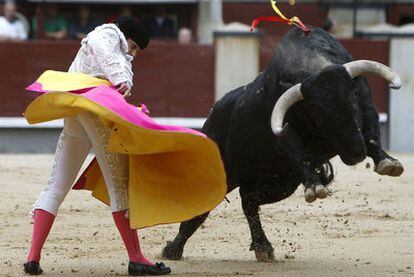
[363,108,404,176]
[301,161,330,202]
[240,187,274,262]
[279,129,329,203]
[359,81,404,176]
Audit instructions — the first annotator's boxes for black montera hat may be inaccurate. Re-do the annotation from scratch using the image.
[116,16,150,50]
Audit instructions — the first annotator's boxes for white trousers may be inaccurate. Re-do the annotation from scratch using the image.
[32,112,129,216]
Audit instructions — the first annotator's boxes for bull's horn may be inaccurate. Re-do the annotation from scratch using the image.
[344,60,401,90]
[271,84,303,136]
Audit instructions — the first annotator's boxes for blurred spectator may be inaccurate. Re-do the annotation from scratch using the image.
[107,6,133,24]
[0,1,28,41]
[68,5,99,39]
[143,7,176,38]
[33,4,67,40]
[178,27,192,44]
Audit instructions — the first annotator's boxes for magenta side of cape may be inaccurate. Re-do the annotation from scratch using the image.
[26,82,205,137]
[82,85,205,136]
[26,82,44,92]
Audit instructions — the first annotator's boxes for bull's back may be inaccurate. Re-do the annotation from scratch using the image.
[271,27,353,84]
[202,87,245,148]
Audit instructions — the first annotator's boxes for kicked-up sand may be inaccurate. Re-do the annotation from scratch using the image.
[0,154,413,276]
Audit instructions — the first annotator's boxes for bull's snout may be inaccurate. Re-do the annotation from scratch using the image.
[336,129,367,166]
[340,144,367,166]
[341,153,366,166]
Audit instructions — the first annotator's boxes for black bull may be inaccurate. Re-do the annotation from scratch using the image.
[162,27,404,261]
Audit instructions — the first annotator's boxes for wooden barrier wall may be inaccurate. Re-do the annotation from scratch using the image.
[0,38,389,117]
[0,40,214,117]
[340,39,390,113]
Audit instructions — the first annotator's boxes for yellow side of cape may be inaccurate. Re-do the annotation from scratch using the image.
[36,70,112,92]
[25,71,227,229]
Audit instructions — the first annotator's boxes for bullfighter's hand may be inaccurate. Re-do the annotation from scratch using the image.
[116,83,131,97]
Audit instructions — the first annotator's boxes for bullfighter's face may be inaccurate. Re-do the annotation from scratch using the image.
[127,39,140,58]
[301,65,367,165]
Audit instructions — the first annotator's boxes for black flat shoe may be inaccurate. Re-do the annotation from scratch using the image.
[24,261,43,275]
[128,261,171,276]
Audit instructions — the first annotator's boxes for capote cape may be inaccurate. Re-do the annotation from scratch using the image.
[24,70,227,229]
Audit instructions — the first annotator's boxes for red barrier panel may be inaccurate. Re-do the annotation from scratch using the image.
[340,39,390,113]
[0,38,389,117]
[0,40,214,117]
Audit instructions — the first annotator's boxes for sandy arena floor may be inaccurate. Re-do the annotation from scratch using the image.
[0,154,413,276]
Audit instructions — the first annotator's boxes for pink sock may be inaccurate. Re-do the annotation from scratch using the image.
[27,209,56,262]
[132,229,154,265]
[112,210,154,265]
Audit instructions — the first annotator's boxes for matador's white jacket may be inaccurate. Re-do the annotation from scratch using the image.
[69,23,134,90]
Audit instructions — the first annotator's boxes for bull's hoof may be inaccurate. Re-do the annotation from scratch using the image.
[254,249,275,262]
[315,185,329,199]
[375,159,404,177]
[161,241,183,260]
[304,187,317,203]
